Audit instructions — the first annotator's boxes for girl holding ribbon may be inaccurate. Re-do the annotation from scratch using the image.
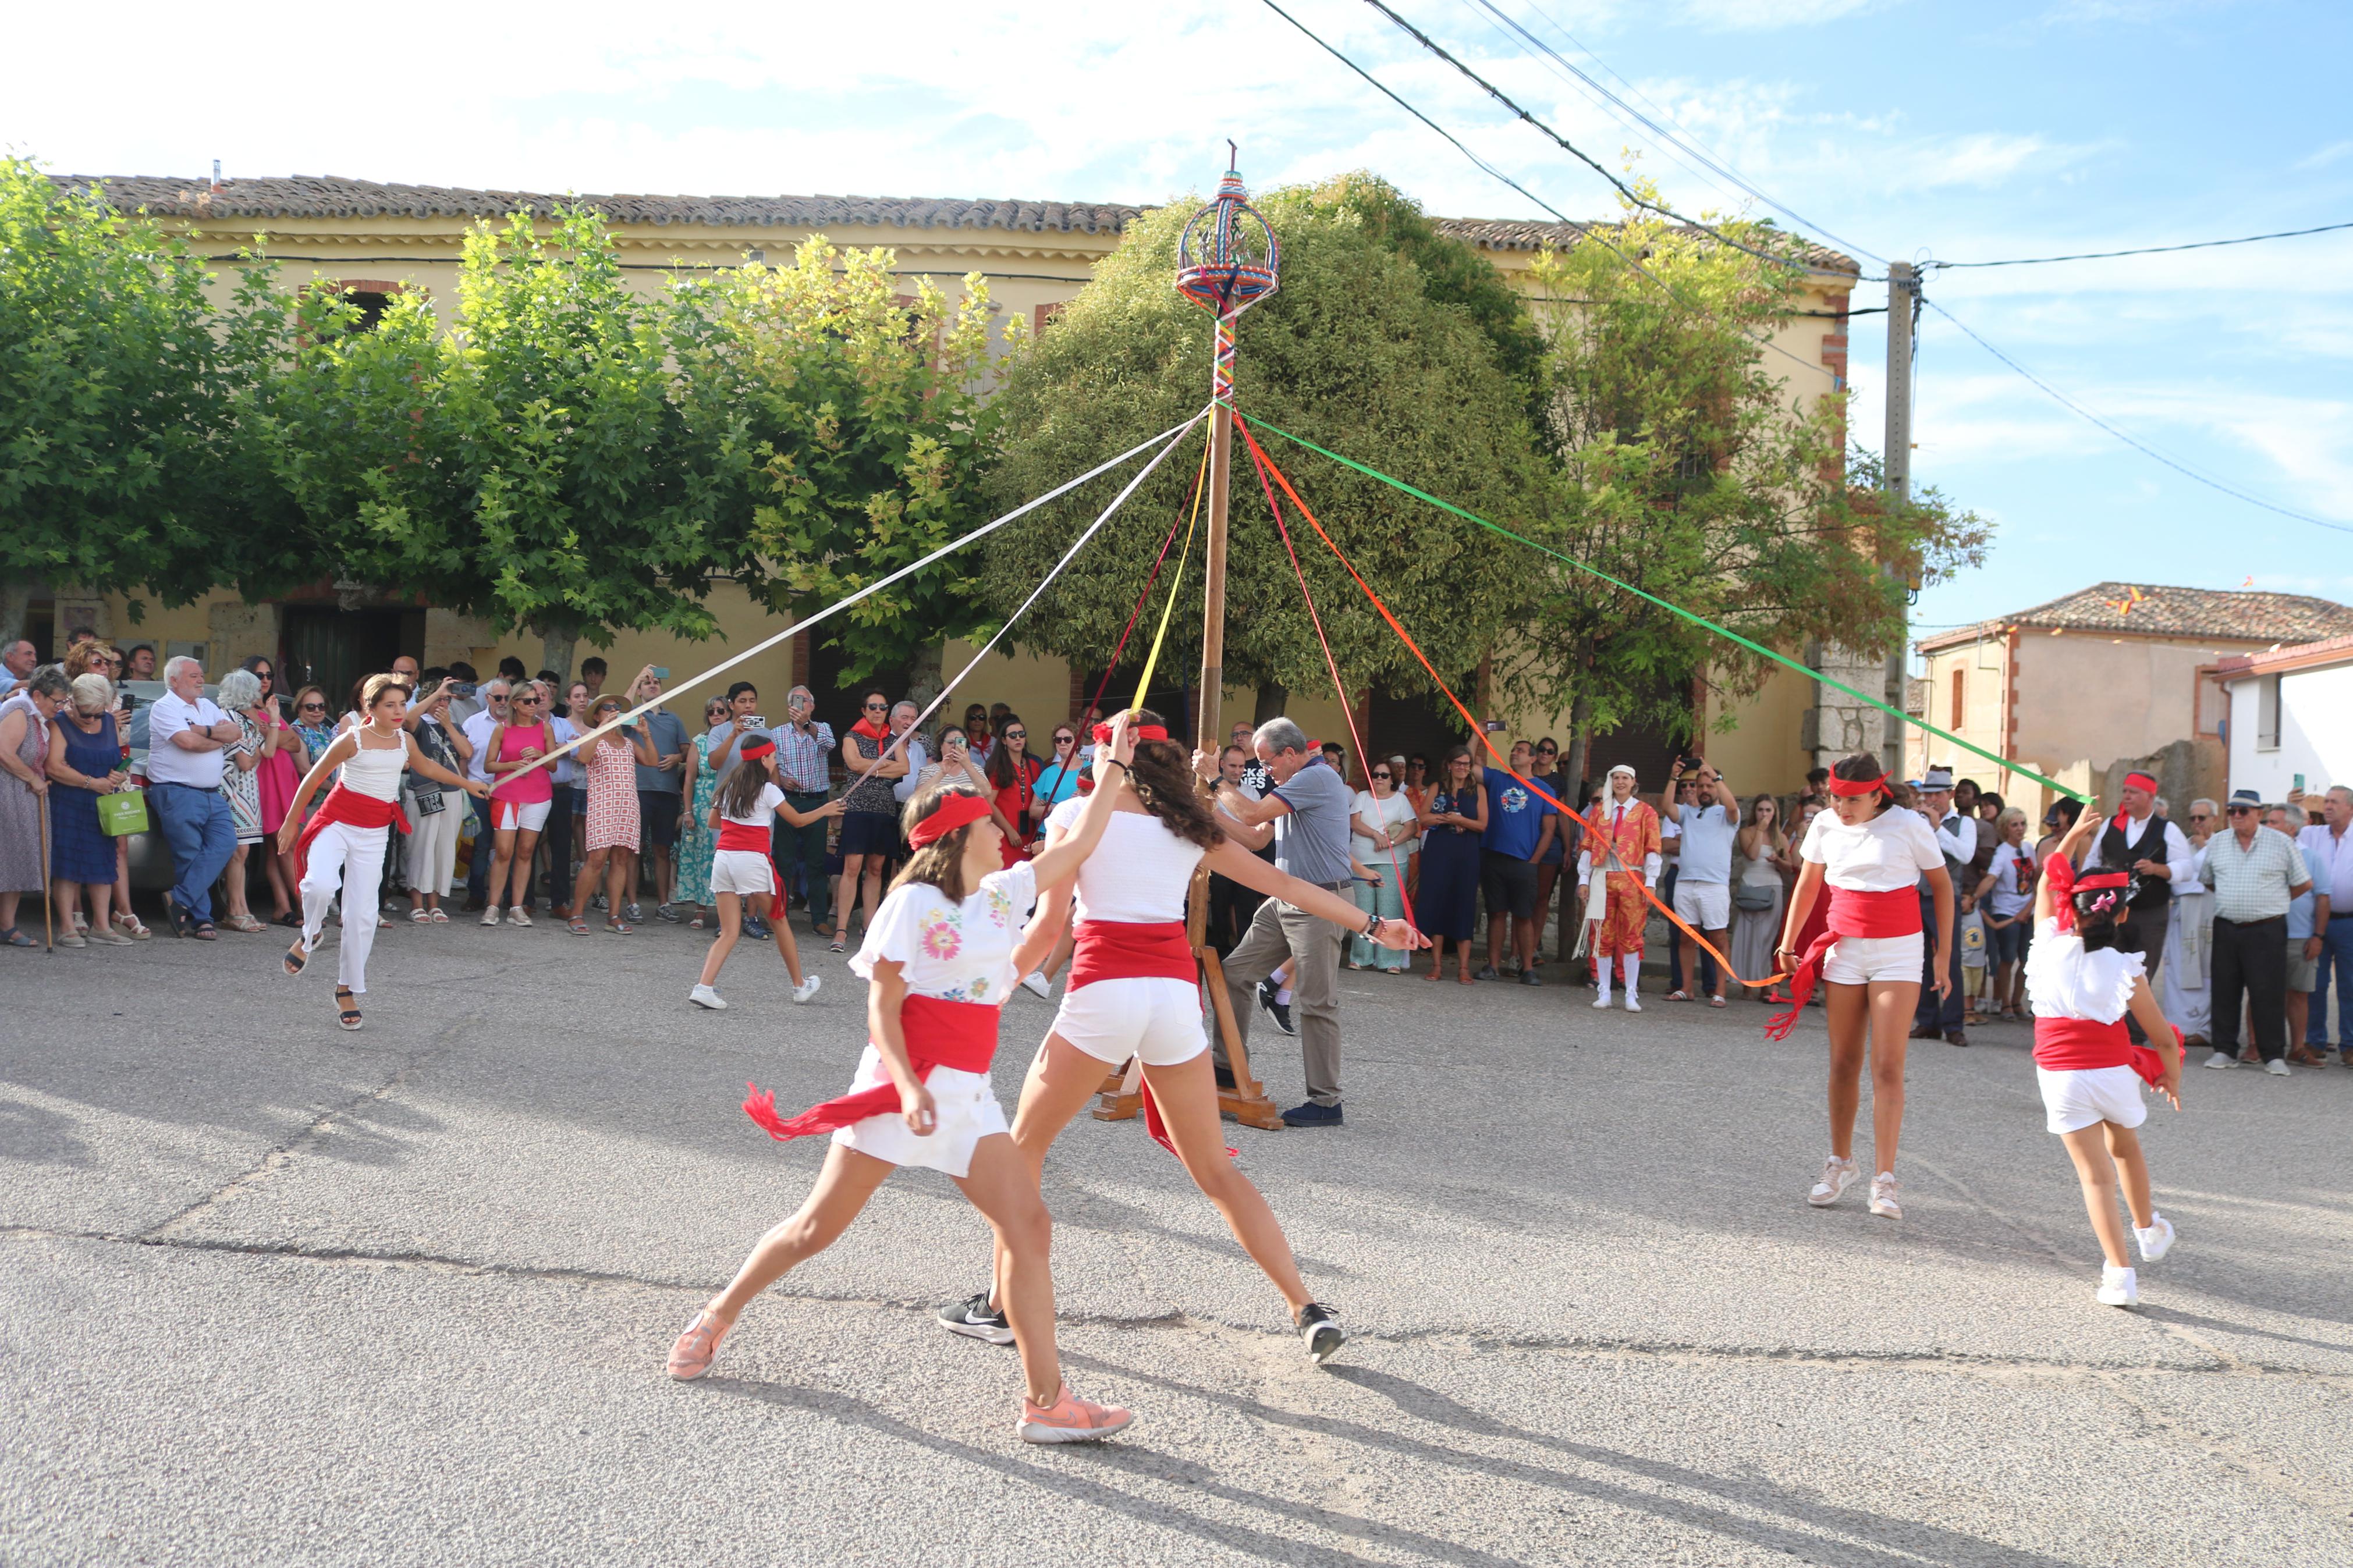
[278,674,489,1031]
[667,716,1140,1446]
[686,735,846,1011]
[931,710,1425,1367]
[2023,801,2185,1307]
[1769,753,1953,1221]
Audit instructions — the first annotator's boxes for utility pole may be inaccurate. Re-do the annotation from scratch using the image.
[1882,259,1918,781]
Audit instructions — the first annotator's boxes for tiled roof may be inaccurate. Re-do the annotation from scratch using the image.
[51,175,1146,234]
[1432,216,1859,275]
[1920,581,2353,652]
[2212,631,2353,679]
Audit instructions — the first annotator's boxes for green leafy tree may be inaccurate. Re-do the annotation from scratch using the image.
[0,158,306,638]
[981,176,1542,716]
[665,240,1000,694]
[1506,193,1986,785]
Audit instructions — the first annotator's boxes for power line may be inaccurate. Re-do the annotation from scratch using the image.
[1921,296,2353,538]
[1927,219,2353,270]
[1460,0,1890,268]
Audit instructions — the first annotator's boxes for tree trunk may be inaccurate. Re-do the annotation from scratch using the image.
[1252,681,1288,727]
[905,641,946,719]
[0,580,33,649]
[540,629,576,685]
[1561,637,1597,806]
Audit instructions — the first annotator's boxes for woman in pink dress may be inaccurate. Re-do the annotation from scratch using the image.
[568,694,655,936]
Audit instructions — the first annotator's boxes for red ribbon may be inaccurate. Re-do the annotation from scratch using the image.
[293,783,410,885]
[1765,886,1922,1040]
[1091,721,1167,744]
[743,995,998,1141]
[1825,773,1894,800]
[908,791,992,848]
[2043,852,2128,933]
[2033,1015,2171,1087]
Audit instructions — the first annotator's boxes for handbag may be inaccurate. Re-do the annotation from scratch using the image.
[1734,880,1777,912]
[96,788,150,837]
[413,788,446,816]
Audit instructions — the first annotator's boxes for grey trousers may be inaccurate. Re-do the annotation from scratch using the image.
[1218,888,1347,1106]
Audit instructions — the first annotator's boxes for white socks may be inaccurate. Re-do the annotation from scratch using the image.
[1594,957,1645,1006]
[1274,987,1293,1006]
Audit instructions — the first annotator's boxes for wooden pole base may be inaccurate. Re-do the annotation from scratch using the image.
[1088,941,1284,1130]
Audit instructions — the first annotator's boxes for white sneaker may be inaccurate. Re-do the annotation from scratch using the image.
[2203,1050,2235,1070]
[507,906,532,928]
[2264,1058,2290,1077]
[792,975,822,1004]
[1867,1171,1903,1219]
[1623,994,1642,1012]
[688,984,727,1011]
[2096,1264,2138,1307]
[2135,1214,2175,1263]
[1807,1155,1859,1207]
[480,907,501,927]
[1021,970,1052,1000]
[1592,993,1613,1009]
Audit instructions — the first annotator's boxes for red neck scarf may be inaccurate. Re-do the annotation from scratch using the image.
[1763,886,1922,1039]
[742,995,998,1142]
[850,717,893,744]
[293,783,410,884]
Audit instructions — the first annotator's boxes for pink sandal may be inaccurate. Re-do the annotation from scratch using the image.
[668,1307,730,1379]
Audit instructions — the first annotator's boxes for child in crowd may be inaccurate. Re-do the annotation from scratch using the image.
[2025,803,2185,1307]
[688,737,844,1011]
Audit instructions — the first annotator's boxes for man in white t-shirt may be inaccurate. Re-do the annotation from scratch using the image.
[459,678,512,909]
[1661,758,1738,1004]
[144,655,242,937]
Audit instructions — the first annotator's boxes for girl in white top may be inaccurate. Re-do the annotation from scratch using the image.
[1774,753,1954,1221]
[277,674,487,1031]
[932,709,1424,1367]
[686,735,845,1011]
[2023,803,2185,1307]
[668,721,1142,1446]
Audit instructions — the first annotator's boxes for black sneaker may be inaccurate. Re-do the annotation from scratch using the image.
[744,916,771,941]
[936,1291,1015,1346]
[1213,1062,1238,1091]
[1255,979,1296,1036]
[1474,965,1501,982]
[1296,1302,1344,1364]
[1520,968,1542,987]
[1280,1100,1342,1128]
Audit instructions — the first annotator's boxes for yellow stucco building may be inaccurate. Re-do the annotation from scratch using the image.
[31,172,1861,794]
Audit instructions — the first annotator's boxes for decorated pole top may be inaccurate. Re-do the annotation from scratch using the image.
[1176,152,1279,405]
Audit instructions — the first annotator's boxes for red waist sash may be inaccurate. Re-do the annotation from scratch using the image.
[2034,1015,2168,1087]
[1069,920,1197,990]
[715,820,770,854]
[1765,886,1922,1040]
[743,995,999,1142]
[293,784,409,884]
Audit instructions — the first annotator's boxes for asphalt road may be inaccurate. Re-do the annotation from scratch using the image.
[3,911,2350,1566]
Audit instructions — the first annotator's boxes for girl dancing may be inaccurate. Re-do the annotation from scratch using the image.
[934,710,1424,1364]
[667,717,1140,1445]
[279,674,488,1030]
[1770,753,1953,1219]
[2025,802,2185,1307]
[688,735,844,1011]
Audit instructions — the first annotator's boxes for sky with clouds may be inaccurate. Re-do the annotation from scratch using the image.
[13,0,2350,655]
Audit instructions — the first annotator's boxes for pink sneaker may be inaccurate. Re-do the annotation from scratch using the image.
[1017,1382,1134,1444]
[667,1307,730,1380]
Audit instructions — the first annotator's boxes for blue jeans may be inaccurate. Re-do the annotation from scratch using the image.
[149,782,236,925]
[2316,918,2353,1048]
[1914,891,1968,1033]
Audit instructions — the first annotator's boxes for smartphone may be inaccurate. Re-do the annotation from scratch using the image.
[652,666,670,681]
[451,682,477,698]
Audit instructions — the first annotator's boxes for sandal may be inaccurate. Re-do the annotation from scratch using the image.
[1709,995,1727,1008]
[224,913,267,934]
[688,915,707,930]
[335,986,363,1031]
[274,910,302,930]
[116,912,154,940]
[829,932,847,954]
[190,920,218,941]
[1666,990,1691,1001]
[1,926,32,949]
[411,908,433,923]
[606,919,636,936]
[567,917,590,936]
[430,908,450,924]
[283,940,308,977]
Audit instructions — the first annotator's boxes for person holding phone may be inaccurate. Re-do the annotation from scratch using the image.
[771,685,835,931]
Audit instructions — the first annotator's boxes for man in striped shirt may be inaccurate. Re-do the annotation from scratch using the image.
[2201,788,2313,1076]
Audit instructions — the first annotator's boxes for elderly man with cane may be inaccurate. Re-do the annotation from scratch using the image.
[1197,717,1363,1127]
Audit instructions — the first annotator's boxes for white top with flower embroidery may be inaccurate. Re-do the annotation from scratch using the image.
[849,861,1037,1005]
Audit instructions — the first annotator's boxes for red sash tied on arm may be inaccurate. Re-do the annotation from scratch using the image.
[743,995,999,1142]
[1067,920,1235,1161]
[2033,1016,2176,1087]
[293,783,410,884]
[1764,886,1922,1040]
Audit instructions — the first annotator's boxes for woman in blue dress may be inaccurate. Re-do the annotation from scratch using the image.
[1411,745,1489,984]
[45,674,132,945]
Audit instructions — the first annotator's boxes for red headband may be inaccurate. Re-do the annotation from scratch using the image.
[737,737,776,762]
[907,791,993,848]
[1825,773,1894,799]
[2123,771,2158,793]
[1091,721,1168,744]
[2044,855,2131,933]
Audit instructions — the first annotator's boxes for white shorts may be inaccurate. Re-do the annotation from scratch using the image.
[493,797,551,833]
[709,848,778,898]
[1673,879,1730,930]
[1822,930,1925,986]
[831,1048,1009,1178]
[1050,977,1209,1067]
[2036,1064,2148,1136]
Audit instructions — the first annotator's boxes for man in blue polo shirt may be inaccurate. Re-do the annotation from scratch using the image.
[1477,739,1557,985]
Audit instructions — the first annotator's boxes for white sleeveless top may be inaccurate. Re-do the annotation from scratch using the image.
[342,733,408,803]
[1046,798,1205,923]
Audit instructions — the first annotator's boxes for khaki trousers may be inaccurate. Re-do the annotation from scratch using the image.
[1218,887,1347,1107]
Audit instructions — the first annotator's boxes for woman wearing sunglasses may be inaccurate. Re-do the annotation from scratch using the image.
[479,682,558,926]
[832,689,909,954]
[985,715,1042,868]
[672,697,731,929]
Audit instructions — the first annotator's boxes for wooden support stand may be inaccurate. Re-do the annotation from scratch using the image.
[1092,864,1284,1130]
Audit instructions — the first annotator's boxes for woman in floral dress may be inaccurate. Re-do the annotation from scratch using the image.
[673,696,729,928]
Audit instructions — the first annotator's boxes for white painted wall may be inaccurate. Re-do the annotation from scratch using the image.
[2225,660,2353,799]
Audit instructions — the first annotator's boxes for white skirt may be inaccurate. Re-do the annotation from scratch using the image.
[830,1046,1008,1178]
[2036,1064,2148,1136]
[1051,976,1209,1067]
[1822,930,1925,986]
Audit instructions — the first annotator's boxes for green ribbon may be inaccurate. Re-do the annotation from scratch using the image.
[1237,410,2089,804]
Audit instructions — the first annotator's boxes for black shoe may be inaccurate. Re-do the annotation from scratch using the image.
[1474,965,1501,982]
[1280,1100,1342,1128]
[1256,979,1296,1036]
[1213,1063,1238,1091]
[1520,968,1542,987]
[936,1291,1015,1346]
[1945,1029,1969,1047]
[744,916,771,941]
[1296,1302,1345,1364]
